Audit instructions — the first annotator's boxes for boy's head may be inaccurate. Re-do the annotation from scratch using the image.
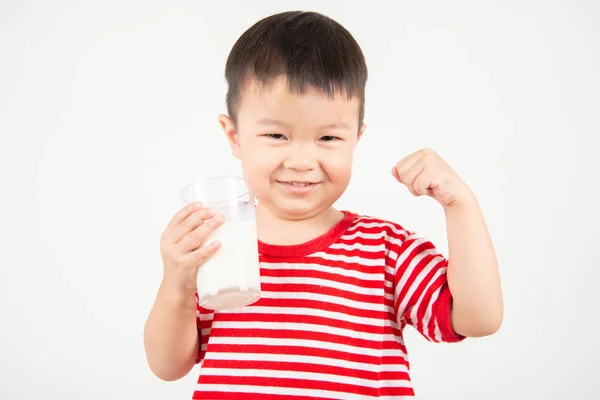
[219,11,368,221]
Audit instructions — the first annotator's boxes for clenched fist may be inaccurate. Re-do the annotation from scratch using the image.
[392,148,475,209]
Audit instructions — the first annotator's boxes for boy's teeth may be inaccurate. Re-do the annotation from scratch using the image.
[290,182,309,187]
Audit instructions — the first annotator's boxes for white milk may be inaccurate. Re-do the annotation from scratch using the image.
[196,219,261,310]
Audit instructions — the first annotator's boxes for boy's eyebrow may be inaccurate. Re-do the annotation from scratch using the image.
[255,118,352,130]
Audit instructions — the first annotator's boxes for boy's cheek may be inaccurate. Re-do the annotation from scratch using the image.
[327,152,354,170]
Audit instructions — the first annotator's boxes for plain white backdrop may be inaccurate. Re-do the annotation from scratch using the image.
[1,0,599,399]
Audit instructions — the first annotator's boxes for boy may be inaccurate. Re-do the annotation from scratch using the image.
[144,10,503,399]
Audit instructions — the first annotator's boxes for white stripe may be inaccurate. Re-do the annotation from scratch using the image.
[340,230,405,247]
[200,328,211,337]
[394,237,440,312]
[197,310,214,320]
[329,241,386,253]
[384,265,395,277]
[410,270,445,341]
[387,249,399,262]
[204,351,409,374]
[433,318,442,343]
[261,261,384,282]
[208,336,408,359]
[194,383,413,400]
[258,290,391,313]
[227,305,388,327]
[346,220,410,238]
[261,276,384,296]
[384,291,394,303]
[406,260,445,330]
[396,252,441,319]
[199,367,411,389]
[307,251,384,267]
[328,241,400,266]
[208,320,400,343]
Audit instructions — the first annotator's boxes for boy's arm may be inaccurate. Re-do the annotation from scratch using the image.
[445,195,503,337]
[143,282,199,381]
[392,148,503,338]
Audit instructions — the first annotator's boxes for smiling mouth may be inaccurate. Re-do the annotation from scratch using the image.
[278,181,318,187]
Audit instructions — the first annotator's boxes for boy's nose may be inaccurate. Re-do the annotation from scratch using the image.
[282,155,318,171]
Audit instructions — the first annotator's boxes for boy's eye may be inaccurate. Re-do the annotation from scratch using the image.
[266,134,286,140]
[320,135,340,141]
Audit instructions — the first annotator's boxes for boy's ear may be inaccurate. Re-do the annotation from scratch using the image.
[218,114,241,159]
[358,123,366,141]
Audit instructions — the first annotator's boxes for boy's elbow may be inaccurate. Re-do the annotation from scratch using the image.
[453,307,503,338]
[464,318,502,337]
[156,371,185,382]
[148,361,193,382]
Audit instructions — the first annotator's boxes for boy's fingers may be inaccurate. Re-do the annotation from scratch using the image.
[164,201,203,237]
[179,213,225,251]
[412,167,432,196]
[394,152,421,183]
[402,162,426,196]
[391,166,401,182]
[186,240,221,268]
[168,202,203,228]
[171,207,218,245]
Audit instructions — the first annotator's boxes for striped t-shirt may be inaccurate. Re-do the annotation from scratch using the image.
[193,211,464,399]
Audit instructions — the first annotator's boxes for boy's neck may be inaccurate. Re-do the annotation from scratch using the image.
[255,204,344,246]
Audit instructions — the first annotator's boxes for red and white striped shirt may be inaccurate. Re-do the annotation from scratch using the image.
[193,211,464,399]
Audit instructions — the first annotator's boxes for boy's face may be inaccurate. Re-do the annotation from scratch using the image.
[220,76,365,221]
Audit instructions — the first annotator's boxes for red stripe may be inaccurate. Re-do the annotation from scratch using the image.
[337,237,404,257]
[211,311,391,335]
[259,282,384,306]
[205,344,408,366]
[193,392,328,400]
[216,300,387,325]
[324,246,386,259]
[260,266,383,289]
[395,245,440,315]
[340,235,405,249]
[414,270,446,339]
[260,254,386,275]
[194,387,415,400]
[208,327,408,353]
[196,375,413,397]
[203,359,410,381]
[344,224,410,238]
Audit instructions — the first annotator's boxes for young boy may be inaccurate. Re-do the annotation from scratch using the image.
[144,11,503,399]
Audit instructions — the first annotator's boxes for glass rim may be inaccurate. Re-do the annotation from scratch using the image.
[180,175,250,206]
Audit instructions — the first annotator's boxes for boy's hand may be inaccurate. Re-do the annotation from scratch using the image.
[392,148,475,209]
[159,202,224,294]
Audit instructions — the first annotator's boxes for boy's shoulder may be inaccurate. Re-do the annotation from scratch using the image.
[342,210,416,243]
[340,211,444,261]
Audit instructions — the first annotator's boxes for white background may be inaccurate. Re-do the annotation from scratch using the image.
[1,0,599,399]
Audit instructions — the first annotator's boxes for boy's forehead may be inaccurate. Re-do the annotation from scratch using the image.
[240,76,359,119]
[244,76,305,104]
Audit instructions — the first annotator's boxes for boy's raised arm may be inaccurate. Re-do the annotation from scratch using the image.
[392,148,503,337]
[445,196,503,337]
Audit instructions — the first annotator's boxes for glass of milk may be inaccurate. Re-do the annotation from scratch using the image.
[180,176,261,310]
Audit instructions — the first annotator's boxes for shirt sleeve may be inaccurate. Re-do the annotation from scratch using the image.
[393,232,465,343]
